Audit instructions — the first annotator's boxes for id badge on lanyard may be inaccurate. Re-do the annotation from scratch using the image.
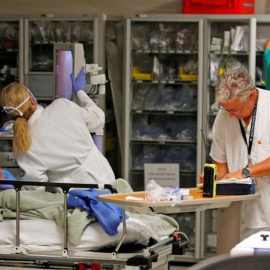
[248,155,252,166]
[239,93,258,167]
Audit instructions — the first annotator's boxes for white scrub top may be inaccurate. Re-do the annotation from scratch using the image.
[17,91,115,187]
[210,88,270,229]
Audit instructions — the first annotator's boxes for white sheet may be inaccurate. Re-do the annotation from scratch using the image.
[0,217,157,253]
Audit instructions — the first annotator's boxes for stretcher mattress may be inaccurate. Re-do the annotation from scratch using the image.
[0,217,157,254]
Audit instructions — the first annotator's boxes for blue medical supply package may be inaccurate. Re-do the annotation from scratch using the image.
[216,178,255,195]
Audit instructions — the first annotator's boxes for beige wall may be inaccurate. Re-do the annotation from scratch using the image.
[0,0,267,17]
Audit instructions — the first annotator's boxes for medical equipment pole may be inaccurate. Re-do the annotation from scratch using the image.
[115,208,127,253]
[15,189,20,247]
[63,190,68,256]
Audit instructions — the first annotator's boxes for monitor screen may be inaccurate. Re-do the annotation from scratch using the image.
[54,43,85,100]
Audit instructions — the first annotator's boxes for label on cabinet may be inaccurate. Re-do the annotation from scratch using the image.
[144,163,179,188]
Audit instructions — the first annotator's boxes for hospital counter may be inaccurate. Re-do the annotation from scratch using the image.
[99,189,260,259]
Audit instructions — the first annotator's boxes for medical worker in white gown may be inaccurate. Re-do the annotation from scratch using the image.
[1,67,115,187]
[208,68,270,239]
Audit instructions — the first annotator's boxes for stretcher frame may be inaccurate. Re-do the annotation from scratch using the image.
[0,180,188,270]
[98,189,260,257]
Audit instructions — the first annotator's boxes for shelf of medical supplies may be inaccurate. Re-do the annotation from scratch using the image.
[132,49,198,54]
[27,71,53,74]
[0,48,19,53]
[131,139,197,144]
[30,40,94,45]
[132,79,198,85]
[209,50,249,55]
[131,110,197,115]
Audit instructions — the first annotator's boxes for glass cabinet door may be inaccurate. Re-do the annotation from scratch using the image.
[123,15,203,192]
[202,16,254,163]
[0,17,23,89]
[0,17,23,140]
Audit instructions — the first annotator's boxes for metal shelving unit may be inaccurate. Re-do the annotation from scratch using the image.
[201,15,257,258]
[0,16,24,88]
[24,14,105,102]
[123,14,204,192]
[23,14,107,152]
[202,15,256,164]
[123,14,204,261]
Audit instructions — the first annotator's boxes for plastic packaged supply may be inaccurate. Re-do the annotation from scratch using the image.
[145,179,192,206]
[132,89,146,110]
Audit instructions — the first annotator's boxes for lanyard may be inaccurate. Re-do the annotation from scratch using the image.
[238,94,258,166]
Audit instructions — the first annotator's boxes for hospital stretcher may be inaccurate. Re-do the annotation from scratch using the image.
[0,180,189,270]
[98,189,260,257]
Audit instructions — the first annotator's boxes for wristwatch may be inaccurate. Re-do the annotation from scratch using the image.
[242,166,251,178]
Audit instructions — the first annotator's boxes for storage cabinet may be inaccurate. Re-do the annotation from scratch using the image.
[24,15,105,101]
[123,15,204,261]
[23,15,107,152]
[0,17,23,176]
[0,17,23,89]
[201,15,258,258]
[202,16,256,165]
[123,15,204,192]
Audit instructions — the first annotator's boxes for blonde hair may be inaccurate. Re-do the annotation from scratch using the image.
[1,83,33,156]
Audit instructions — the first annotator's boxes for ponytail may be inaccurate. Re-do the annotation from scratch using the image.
[13,116,31,156]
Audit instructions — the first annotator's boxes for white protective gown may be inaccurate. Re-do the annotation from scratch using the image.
[210,88,270,231]
[17,91,115,187]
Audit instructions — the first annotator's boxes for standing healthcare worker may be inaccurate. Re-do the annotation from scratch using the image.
[209,68,270,239]
[0,67,115,187]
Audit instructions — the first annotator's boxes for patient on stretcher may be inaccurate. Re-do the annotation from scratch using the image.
[0,170,180,253]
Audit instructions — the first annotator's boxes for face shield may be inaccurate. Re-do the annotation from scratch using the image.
[27,88,37,105]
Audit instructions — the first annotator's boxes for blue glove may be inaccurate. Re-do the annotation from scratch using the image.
[70,67,86,93]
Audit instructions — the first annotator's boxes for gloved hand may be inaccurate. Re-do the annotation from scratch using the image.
[70,67,86,93]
